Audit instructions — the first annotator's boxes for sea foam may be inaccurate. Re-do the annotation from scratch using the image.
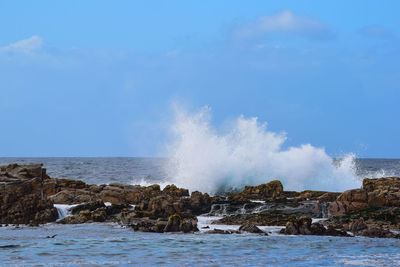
[165,106,362,194]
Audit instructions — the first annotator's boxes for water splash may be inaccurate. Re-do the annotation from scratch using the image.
[166,106,362,194]
[54,204,79,221]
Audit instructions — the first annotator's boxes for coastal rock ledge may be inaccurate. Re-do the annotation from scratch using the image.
[2,163,400,238]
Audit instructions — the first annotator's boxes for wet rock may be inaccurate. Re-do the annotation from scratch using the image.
[189,191,213,215]
[215,211,295,226]
[105,204,131,216]
[164,214,182,232]
[357,226,398,238]
[128,214,198,233]
[239,223,266,234]
[205,229,239,234]
[280,216,349,237]
[163,214,198,233]
[130,218,166,233]
[71,201,105,214]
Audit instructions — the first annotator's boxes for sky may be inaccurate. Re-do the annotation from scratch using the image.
[0,1,399,157]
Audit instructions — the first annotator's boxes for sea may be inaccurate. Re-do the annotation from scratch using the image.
[1,157,400,266]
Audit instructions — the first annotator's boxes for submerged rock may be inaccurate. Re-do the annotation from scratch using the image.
[239,223,266,234]
[205,229,240,234]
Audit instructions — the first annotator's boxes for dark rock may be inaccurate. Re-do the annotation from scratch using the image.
[280,216,349,237]
[239,223,266,234]
[164,214,182,232]
[71,201,105,214]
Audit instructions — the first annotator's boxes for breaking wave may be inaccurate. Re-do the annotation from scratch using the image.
[165,106,363,194]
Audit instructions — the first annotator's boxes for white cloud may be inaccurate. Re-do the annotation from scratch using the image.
[233,10,333,41]
[0,36,44,53]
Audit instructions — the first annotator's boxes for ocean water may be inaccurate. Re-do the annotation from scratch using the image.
[1,223,400,266]
[1,157,400,187]
[1,157,400,266]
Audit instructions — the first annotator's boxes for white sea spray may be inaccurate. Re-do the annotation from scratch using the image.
[165,106,362,194]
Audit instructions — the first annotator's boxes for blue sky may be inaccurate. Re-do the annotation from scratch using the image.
[0,1,399,157]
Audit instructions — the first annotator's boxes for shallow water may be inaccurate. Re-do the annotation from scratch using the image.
[0,223,399,266]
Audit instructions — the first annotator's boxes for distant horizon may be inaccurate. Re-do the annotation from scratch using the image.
[0,156,399,160]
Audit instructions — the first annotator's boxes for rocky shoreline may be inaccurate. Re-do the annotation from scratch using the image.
[1,163,400,238]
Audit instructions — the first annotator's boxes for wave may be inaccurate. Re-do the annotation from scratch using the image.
[165,106,363,194]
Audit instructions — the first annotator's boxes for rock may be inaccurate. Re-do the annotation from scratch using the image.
[348,218,367,233]
[189,191,213,215]
[358,226,398,238]
[163,184,189,198]
[310,222,326,235]
[105,204,131,216]
[48,189,101,204]
[328,189,369,216]
[239,223,266,234]
[280,216,349,237]
[205,229,239,234]
[71,201,105,214]
[130,218,166,233]
[128,214,198,233]
[329,178,400,216]
[318,192,341,202]
[0,164,58,225]
[164,214,182,232]
[363,177,400,192]
[229,180,284,204]
[215,211,295,226]
[297,190,328,201]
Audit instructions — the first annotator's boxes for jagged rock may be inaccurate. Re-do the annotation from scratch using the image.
[71,201,105,214]
[130,218,167,233]
[363,177,400,192]
[280,216,349,237]
[329,177,400,216]
[318,192,341,202]
[189,191,213,215]
[357,226,398,238]
[239,223,266,234]
[229,180,284,203]
[59,206,108,224]
[49,189,101,204]
[164,214,182,232]
[163,184,189,198]
[348,218,367,233]
[127,214,198,233]
[329,189,369,216]
[0,164,58,225]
